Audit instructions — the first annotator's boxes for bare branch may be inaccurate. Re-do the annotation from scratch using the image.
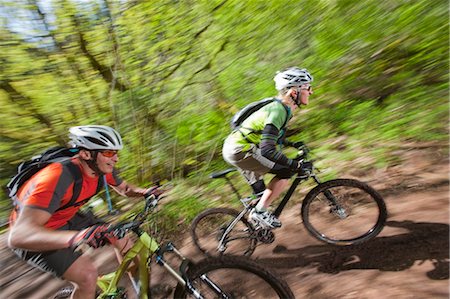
[172,39,229,99]
[0,80,66,145]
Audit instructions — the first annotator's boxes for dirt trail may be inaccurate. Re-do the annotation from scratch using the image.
[1,145,448,298]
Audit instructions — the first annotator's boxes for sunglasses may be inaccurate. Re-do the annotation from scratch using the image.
[300,85,312,92]
[99,150,118,157]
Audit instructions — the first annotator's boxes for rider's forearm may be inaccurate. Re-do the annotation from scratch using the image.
[260,125,296,168]
[8,206,77,251]
[8,224,76,251]
[113,181,146,198]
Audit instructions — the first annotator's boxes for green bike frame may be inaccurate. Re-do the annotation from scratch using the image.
[96,230,160,299]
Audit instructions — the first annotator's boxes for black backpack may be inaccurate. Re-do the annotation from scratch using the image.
[230,98,290,130]
[7,146,103,211]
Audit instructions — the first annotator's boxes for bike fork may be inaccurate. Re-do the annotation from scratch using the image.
[184,274,230,299]
[198,274,230,299]
[157,244,229,299]
[312,174,348,218]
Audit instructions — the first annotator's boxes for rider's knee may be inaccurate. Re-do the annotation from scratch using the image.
[269,176,289,187]
[279,178,290,188]
[251,179,266,195]
[115,236,133,254]
[64,256,98,291]
[84,268,99,290]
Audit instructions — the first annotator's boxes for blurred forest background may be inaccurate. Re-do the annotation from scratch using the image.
[0,0,448,228]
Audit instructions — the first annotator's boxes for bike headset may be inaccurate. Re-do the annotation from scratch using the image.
[273,67,313,106]
[68,125,124,175]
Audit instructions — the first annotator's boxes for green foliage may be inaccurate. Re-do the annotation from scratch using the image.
[0,0,448,227]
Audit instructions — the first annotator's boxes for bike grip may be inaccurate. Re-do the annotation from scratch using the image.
[112,227,127,239]
[143,186,158,198]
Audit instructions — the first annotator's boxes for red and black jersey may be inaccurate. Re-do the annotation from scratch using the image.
[9,158,123,229]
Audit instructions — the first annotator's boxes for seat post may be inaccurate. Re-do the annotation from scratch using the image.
[224,176,241,200]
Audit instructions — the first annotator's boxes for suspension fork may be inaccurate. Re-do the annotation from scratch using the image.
[198,275,230,299]
[154,244,204,299]
[311,174,340,206]
[158,243,229,299]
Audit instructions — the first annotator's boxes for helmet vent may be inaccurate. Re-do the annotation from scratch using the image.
[98,131,115,145]
[112,131,122,146]
[85,136,108,147]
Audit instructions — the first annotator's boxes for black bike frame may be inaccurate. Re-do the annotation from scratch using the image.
[272,174,322,218]
[210,166,327,219]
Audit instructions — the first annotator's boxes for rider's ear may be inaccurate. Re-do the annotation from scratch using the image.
[288,88,297,100]
[79,149,91,160]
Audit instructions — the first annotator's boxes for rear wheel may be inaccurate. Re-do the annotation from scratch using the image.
[301,179,387,245]
[173,256,294,298]
[190,208,257,256]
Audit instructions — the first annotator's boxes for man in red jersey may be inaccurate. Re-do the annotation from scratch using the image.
[8,125,159,299]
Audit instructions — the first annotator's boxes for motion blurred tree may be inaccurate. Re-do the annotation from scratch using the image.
[1,0,448,221]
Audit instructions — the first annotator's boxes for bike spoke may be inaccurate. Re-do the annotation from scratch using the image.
[191,208,257,256]
[302,179,386,245]
[181,257,293,298]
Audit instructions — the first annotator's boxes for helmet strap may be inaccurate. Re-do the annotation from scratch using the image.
[85,151,105,176]
[290,88,301,106]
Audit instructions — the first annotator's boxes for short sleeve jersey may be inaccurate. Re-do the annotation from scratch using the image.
[229,100,291,151]
[9,158,123,229]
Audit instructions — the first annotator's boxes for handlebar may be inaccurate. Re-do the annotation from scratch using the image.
[104,192,163,239]
[295,143,310,161]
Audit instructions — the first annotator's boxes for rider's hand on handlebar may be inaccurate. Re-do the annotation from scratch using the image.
[68,224,117,251]
[289,141,305,149]
[298,161,313,176]
[290,159,313,175]
[143,185,163,199]
[289,159,303,171]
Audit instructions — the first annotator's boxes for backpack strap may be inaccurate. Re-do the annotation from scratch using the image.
[280,101,291,129]
[56,160,83,211]
[96,175,105,193]
[238,99,291,143]
[237,98,275,133]
[55,167,105,212]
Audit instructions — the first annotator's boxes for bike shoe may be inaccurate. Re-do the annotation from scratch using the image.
[249,209,282,229]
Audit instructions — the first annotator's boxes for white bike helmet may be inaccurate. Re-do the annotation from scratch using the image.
[273,67,313,91]
[69,125,123,150]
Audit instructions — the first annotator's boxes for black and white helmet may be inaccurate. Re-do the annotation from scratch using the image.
[273,67,313,91]
[69,125,123,150]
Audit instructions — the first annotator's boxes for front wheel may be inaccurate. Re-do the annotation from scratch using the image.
[190,207,257,256]
[301,179,387,245]
[173,256,294,298]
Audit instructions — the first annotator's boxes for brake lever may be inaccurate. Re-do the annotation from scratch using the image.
[105,221,136,238]
[112,227,127,239]
[143,194,157,211]
[300,144,310,154]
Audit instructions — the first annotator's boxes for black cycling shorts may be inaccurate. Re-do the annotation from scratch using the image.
[11,210,104,278]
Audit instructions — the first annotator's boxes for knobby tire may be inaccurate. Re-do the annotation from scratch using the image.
[301,178,387,245]
[173,255,294,298]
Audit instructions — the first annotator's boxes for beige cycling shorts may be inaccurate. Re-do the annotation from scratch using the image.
[222,140,275,185]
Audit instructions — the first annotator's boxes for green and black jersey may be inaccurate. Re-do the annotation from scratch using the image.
[226,99,296,168]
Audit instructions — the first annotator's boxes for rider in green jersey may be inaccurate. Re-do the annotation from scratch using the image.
[223,67,314,228]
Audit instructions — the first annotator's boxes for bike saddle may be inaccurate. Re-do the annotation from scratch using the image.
[210,168,237,179]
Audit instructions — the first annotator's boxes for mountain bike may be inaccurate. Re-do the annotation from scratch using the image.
[54,193,294,298]
[190,143,387,257]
